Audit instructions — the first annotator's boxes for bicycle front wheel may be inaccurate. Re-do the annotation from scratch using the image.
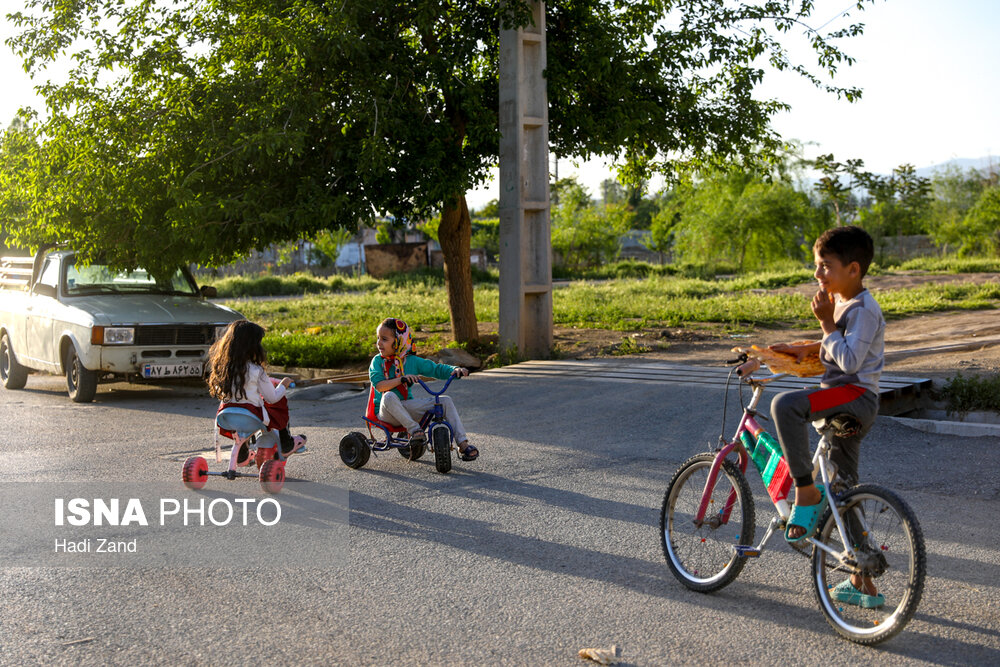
[660,453,755,592]
[812,484,926,645]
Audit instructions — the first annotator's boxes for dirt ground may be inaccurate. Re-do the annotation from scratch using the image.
[316,272,999,382]
[545,272,1000,381]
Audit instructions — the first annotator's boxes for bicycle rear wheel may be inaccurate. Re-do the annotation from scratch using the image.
[660,453,755,592]
[812,484,925,645]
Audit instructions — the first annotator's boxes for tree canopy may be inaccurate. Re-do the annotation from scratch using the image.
[2,0,874,341]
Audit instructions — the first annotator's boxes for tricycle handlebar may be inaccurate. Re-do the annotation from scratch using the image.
[405,373,458,396]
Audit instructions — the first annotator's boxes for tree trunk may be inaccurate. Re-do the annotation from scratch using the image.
[438,193,479,344]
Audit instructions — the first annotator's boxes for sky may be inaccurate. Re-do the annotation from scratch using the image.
[2,0,998,210]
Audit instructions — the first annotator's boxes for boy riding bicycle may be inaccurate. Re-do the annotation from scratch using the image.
[769,225,886,607]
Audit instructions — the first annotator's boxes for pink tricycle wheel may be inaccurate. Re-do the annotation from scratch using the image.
[182,457,209,490]
[259,460,286,494]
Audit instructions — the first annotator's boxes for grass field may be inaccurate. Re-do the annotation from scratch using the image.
[218,263,1000,369]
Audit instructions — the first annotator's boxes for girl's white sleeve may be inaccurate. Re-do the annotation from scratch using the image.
[254,365,287,404]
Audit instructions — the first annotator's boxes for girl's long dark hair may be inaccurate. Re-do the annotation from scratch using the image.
[207,320,267,401]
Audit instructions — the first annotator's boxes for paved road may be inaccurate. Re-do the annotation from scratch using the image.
[1,364,998,665]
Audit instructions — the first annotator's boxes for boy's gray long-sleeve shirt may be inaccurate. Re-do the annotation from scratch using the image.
[819,288,885,394]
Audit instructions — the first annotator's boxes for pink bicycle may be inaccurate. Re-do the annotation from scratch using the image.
[659,355,926,644]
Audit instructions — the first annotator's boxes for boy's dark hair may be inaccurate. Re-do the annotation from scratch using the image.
[813,225,875,277]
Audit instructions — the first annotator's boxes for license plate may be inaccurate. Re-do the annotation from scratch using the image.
[142,362,203,378]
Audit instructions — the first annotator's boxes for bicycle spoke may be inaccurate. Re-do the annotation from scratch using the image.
[661,454,755,592]
[812,485,925,645]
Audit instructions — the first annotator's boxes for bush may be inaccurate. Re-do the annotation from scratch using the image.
[210,267,497,298]
[941,373,1000,417]
[265,330,361,368]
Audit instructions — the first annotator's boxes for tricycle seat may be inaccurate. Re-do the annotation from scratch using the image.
[364,386,407,434]
[217,407,279,447]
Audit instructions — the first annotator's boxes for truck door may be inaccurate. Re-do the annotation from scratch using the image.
[24,257,61,369]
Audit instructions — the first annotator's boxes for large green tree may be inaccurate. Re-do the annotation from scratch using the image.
[2,0,873,342]
[667,166,827,270]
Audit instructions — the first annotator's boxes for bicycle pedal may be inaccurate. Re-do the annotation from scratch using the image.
[732,545,762,558]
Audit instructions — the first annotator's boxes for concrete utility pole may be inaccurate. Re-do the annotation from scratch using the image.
[498,1,553,358]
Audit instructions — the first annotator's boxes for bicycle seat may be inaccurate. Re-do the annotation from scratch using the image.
[812,413,862,438]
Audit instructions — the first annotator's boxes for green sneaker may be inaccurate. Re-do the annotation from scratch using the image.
[831,580,885,608]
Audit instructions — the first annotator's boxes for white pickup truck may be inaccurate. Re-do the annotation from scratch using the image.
[0,248,243,402]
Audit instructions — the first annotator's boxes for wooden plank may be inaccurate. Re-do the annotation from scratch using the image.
[481,360,930,401]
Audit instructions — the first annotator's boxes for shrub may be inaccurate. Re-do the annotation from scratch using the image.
[941,373,1000,418]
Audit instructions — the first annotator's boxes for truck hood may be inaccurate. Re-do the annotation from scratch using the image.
[69,294,242,326]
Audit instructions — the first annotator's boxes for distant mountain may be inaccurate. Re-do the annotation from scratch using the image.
[914,156,999,178]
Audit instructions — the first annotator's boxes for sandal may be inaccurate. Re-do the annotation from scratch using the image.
[784,484,827,544]
[234,442,253,467]
[831,580,885,608]
[458,444,479,462]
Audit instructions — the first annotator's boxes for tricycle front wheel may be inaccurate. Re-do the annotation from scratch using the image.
[432,425,451,474]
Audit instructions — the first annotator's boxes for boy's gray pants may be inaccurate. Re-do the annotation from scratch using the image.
[770,384,879,486]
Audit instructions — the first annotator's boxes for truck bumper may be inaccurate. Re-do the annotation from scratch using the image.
[99,346,210,375]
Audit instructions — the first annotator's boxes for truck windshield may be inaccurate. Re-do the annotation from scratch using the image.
[63,260,198,296]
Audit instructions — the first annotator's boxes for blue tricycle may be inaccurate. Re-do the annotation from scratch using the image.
[339,375,461,474]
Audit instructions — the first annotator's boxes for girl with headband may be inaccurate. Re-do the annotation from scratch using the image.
[369,317,476,461]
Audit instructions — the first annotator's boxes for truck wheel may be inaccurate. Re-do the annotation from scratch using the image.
[65,345,97,403]
[0,333,28,390]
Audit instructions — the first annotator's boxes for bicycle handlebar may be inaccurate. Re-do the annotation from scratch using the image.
[725,355,788,383]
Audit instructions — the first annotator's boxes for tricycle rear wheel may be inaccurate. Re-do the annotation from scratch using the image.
[398,442,426,460]
[182,457,208,490]
[259,460,286,494]
[339,432,371,469]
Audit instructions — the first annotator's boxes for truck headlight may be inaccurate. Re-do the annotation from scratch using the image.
[92,326,135,345]
[215,325,229,341]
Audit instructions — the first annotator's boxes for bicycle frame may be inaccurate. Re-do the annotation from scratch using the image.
[694,371,867,568]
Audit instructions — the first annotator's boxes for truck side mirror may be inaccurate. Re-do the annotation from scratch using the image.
[33,283,57,298]
[199,285,217,298]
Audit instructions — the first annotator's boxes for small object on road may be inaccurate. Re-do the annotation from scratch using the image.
[61,637,96,646]
[578,644,622,665]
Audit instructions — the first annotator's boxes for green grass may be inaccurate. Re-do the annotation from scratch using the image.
[940,372,1000,417]
[218,263,1000,369]
[207,266,497,298]
[876,283,1000,317]
[889,256,1000,273]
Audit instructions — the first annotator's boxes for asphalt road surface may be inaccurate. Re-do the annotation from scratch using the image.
[1,365,998,666]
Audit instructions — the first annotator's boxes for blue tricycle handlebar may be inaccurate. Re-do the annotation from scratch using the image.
[409,373,458,397]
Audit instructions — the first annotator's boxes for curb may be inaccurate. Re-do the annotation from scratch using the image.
[888,416,1000,438]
